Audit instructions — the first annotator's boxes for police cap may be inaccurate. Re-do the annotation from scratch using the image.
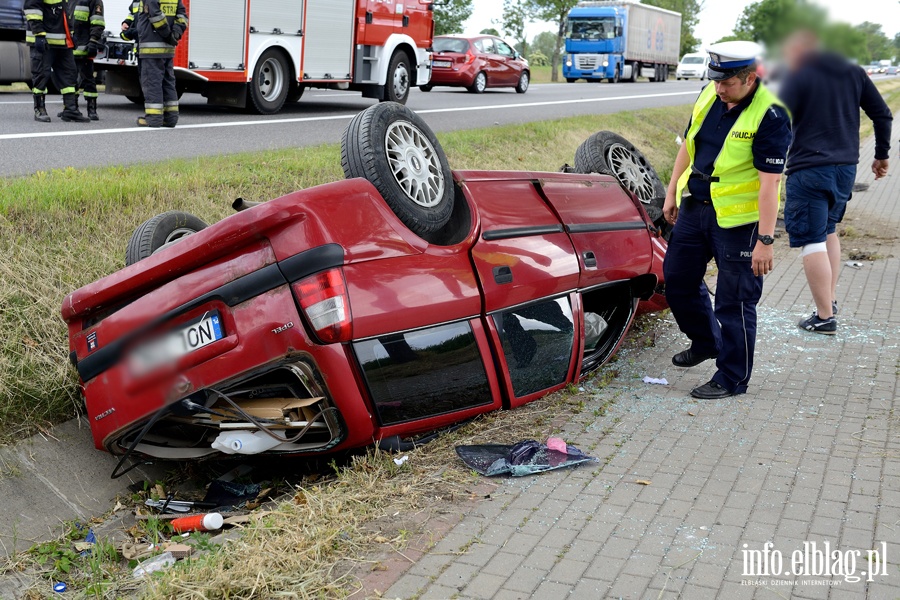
[706,41,762,81]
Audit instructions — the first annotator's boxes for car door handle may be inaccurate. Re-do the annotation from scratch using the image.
[493,265,513,284]
[583,251,597,268]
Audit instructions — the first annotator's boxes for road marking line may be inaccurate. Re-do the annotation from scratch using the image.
[0,90,698,141]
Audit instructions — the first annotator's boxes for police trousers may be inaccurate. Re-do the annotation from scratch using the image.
[139,57,178,127]
[30,45,78,95]
[74,57,98,97]
[662,197,763,394]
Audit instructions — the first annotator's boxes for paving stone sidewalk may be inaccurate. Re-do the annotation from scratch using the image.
[382,138,900,600]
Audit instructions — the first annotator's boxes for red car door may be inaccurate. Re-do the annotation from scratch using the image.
[460,174,582,408]
[537,174,654,289]
[492,38,519,85]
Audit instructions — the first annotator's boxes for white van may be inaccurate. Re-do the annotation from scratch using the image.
[676,52,709,80]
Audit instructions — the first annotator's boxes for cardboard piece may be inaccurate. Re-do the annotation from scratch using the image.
[210,397,323,423]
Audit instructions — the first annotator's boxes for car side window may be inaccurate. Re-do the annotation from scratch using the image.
[480,38,496,54]
[492,297,575,398]
[495,40,515,58]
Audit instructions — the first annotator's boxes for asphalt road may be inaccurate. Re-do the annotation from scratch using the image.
[0,79,706,177]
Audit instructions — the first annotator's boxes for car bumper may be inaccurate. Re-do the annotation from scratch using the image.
[428,67,477,86]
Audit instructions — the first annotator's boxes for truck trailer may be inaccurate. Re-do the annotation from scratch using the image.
[97,0,435,113]
[563,0,681,84]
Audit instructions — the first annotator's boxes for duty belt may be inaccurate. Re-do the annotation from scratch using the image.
[689,165,720,183]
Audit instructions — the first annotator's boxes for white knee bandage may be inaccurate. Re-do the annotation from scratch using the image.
[800,242,827,257]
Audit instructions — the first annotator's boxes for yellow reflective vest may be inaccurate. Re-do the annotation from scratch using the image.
[676,82,786,228]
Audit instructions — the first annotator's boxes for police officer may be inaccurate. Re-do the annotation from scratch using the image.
[135,0,187,128]
[24,0,90,122]
[662,41,792,399]
[67,0,105,120]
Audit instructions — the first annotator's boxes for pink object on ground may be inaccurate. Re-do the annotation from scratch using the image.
[546,437,567,453]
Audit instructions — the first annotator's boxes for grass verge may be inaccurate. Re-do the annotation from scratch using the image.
[0,103,690,445]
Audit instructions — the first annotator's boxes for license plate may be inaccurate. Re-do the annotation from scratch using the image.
[433,60,452,68]
[129,312,225,375]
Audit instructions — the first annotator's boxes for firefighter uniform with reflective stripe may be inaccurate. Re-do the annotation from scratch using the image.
[24,0,89,121]
[662,42,791,398]
[135,0,187,127]
[68,0,104,118]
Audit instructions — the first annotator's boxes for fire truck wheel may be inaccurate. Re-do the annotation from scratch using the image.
[126,211,208,266]
[341,102,454,236]
[382,52,412,104]
[126,94,144,105]
[248,48,290,114]
[574,131,666,213]
[286,83,305,103]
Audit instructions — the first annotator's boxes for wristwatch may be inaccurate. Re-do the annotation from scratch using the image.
[757,234,775,245]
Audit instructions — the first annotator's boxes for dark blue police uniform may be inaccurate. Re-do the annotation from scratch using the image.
[663,83,791,394]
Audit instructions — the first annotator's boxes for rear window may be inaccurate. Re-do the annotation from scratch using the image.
[681,56,705,65]
[434,38,470,53]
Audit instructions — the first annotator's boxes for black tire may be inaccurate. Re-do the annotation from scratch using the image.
[607,66,619,84]
[419,84,433,92]
[566,77,577,83]
[515,71,529,93]
[248,48,290,114]
[382,52,412,104]
[341,102,454,236]
[574,131,666,214]
[627,63,637,82]
[125,94,143,104]
[126,211,208,266]
[468,71,487,94]
[286,83,305,103]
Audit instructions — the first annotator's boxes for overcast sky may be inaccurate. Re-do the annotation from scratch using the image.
[464,0,900,48]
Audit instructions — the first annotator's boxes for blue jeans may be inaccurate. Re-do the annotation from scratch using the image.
[663,198,763,394]
[784,164,856,247]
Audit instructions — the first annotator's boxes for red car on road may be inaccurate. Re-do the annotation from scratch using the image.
[423,35,531,94]
[62,103,667,471]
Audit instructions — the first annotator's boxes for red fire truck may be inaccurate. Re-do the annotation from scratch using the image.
[96,0,434,113]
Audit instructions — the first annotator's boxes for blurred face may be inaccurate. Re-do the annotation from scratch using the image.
[714,72,757,105]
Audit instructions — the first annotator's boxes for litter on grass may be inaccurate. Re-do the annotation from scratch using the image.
[642,376,669,385]
[456,439,598,477]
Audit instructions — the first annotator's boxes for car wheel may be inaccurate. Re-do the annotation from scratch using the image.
[341,102,455,236]
[515,71,529,93]
[468,71,487,94]
[248,48,290,114]
[382,52,412,104]
[574,131,666,213]
[566,78,577,83]
[419,84,433,92]
[126,211,208,266]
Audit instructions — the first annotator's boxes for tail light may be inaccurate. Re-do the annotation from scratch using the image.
[464,50,475,64]
[292,268,352,344]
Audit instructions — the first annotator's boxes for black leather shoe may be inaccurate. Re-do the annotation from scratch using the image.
[672,348,718,368]
[690,380,736,399]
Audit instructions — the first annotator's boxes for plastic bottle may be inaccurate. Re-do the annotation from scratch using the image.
[170,512,224,533]
[132,551,176,578]
[211,430,285,455]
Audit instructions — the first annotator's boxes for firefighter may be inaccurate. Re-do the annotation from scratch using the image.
[135,0,187,128]
[67,0,105,120]
[120,0,141,80]
[24,0,90,122]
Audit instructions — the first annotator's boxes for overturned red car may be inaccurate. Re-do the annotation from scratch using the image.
[61,103,668,472]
